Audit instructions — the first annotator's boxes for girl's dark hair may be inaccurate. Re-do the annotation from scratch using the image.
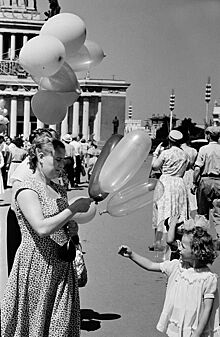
[28,134,64,172]
[184,227,217,265]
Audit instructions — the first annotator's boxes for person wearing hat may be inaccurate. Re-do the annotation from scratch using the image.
[192,126,220,232]
[62,134,75,189]
[150,129,189,249]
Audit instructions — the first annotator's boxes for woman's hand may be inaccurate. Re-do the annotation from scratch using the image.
[118,245,132,258]
[68,197,91,214]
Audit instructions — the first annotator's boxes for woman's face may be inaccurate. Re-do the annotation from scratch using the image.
[42,146,65,180]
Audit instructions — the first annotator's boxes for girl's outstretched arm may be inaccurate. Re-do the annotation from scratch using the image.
[118,245,161,272]
[191,298,214,337]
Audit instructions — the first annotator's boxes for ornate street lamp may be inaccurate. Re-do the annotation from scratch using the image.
[169,89,175,131]
[205,76,211,125]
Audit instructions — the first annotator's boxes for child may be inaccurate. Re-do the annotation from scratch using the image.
[166,215,211,260]
[118,227,220,337]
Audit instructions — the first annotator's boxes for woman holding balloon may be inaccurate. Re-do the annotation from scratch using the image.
[151,130,189,245]
[1,133,91,337]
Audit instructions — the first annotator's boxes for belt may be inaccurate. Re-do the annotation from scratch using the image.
[201,174,220,178]
[11,161,22,163]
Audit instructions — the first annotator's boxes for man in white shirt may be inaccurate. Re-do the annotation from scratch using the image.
[70,134,82,185]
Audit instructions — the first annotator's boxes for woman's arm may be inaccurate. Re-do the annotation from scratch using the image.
[118,245,161,272]
[191,298,214,337]
[17,189,91,237]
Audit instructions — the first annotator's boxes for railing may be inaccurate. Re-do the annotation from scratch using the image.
[0,60,28,78]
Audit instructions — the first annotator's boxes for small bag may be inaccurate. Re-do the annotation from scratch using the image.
[58,238,76,262]
[75,243,88,287]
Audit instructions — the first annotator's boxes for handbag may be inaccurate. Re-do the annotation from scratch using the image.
[58,238,76,262]
[75,243,88,287]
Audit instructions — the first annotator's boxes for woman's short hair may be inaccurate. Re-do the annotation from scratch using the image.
[28,134,64,172]
[184,227,217,265]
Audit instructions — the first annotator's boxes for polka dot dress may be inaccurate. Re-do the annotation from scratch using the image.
[1,178,80,337]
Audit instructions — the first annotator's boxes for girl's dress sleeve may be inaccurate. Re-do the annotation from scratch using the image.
[159,259,179,276]
[203,273,218,299]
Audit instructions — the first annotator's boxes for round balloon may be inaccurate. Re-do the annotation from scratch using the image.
[31,90,67,124]
[56,91,80,107]
[32,62,81,93]
[99,130,152,193]
[40,13,86,57]
[101,179,164,217]
[19,35,66,77]
[88,134,123,203]
[69,196,97,224]
[67,40,105,72]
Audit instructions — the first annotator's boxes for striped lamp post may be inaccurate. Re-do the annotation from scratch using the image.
[205,76,211,125]
[169,89,175,131]
[128,104,133,119]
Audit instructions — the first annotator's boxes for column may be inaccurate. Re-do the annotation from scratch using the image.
[10,96,17,138]
[61,107,68,137]
[72,101,79,136]
[37,119,44,129]
[23,96,30,139]
[23,35,28,46]
[10,34,16,60]
[0,33,3,61]
[82,97,89,140]
[93,98,101,141]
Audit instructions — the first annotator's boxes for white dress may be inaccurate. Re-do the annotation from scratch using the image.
[157,259,220,337]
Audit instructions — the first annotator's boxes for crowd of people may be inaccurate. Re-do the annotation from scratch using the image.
[119,125,220,337]
[0,131,101,194]
[149,126,220,249]
[1,125,220,336]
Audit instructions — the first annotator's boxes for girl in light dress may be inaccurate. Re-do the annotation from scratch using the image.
[118,227,220,337]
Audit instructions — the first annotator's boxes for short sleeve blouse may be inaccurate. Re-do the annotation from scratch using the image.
[157,260,220,337]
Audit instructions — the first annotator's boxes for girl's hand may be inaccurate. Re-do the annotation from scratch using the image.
[118,245,132,258]
[69,197,91,214]
[169,214,180,227]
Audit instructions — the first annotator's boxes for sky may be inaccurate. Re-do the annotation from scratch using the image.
[37,0,220,125]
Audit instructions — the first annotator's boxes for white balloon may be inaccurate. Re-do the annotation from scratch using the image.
[40,13,86,57]
[31,90,67,124]
[32,62,81,93]
[19,35,66,77]
[67,40,105,72]
[56,91,80,107]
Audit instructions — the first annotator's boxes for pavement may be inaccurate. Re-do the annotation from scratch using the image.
[1,158,220,337]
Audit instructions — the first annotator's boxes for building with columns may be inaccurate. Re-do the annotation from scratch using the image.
[0,1,130,144]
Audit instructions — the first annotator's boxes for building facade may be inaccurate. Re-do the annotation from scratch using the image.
[212,100,220,126]
[0,1,130,143]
